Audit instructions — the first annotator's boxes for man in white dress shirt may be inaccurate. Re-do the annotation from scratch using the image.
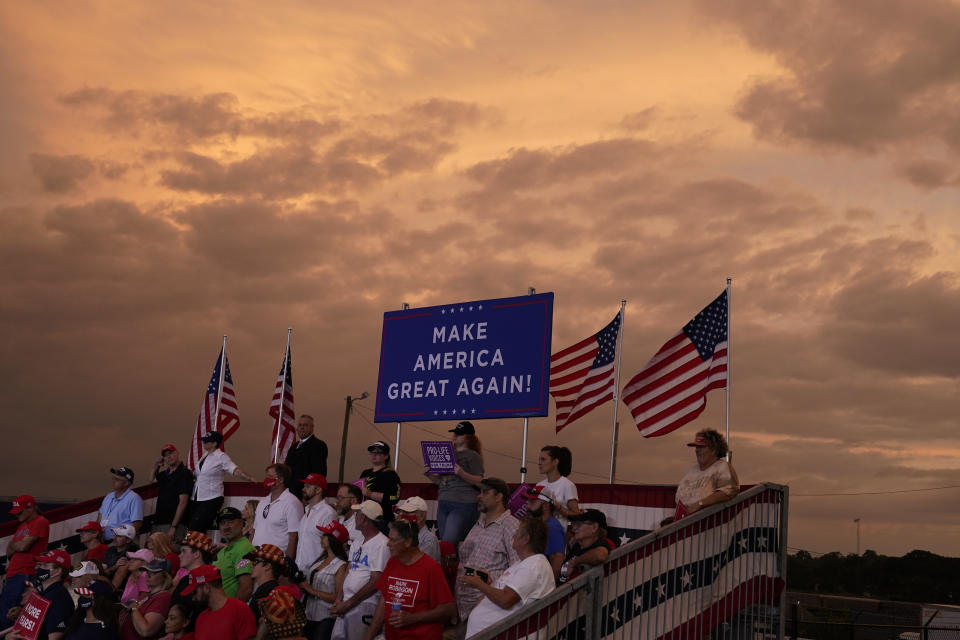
[294,473,336,573]
[252,463,302,558]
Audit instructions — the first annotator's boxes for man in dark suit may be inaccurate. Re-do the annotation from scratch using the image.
[284,414,328,499]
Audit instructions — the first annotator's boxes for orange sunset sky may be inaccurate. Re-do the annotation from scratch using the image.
[2,1,959,557]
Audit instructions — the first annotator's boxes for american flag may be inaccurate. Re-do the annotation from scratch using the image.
[549,311,622,432]
[622,290,727,438]
[269,342,296,463]
[187,346,241,471]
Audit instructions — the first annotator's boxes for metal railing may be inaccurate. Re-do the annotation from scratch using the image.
[471,482,789,640]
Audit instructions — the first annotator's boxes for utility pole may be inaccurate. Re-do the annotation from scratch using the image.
[854,518,861,555]
[338,391,368,482]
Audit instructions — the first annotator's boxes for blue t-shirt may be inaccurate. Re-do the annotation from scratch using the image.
[545,516,566,556]
[98,489,144,540]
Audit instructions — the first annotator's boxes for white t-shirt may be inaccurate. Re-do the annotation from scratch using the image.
[338,513,363,547]
[536,476,579,528]
[295,500,337,571]
[465,554,555,638]
[252,489,303,551]
[342,532,390,606]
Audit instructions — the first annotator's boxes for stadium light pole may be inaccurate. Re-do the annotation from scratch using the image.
[854,518,861,555]
[338,391,369,482]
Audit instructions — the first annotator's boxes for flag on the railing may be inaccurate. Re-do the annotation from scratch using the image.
[188,347,240,471]
[269,342,296,463]
[550,311,622,432]
[598,489,784,639]
[622,290,727,438]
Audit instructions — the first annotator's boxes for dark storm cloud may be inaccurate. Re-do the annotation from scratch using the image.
[59,87,341,143]
[464,138,659,192]
[895,158,959,190]
[698,0,960,155]
[29,153,96,192]
[160,146,384,198]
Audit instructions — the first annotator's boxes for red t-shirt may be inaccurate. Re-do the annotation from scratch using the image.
[85,543,109,563]
[7,515,49,577]
[196,597,257,640]
[376,554,453,640]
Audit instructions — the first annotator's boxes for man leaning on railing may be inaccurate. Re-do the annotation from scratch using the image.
[558,509,612,584]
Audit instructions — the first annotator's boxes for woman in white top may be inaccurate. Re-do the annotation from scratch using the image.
[675,429,739,516]
[186,431,256,532]
[299,521,349,640]
[535,445,579,528]
[461,517,555,638]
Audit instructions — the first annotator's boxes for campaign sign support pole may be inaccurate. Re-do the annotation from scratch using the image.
[608,300,627,483]
[393,302,409,471]
[519,287,536,483]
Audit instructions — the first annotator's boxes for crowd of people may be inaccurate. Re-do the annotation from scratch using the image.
[0,416,739,640]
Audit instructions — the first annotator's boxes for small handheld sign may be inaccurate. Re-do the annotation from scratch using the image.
[13,592,51,640]
[421,441,456,475]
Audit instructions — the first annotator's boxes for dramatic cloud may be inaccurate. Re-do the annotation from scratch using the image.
[699,0,960,157]
[1,1,957,558]
[30,153,95,192]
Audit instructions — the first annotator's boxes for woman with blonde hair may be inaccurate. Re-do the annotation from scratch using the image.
[119,559,173,639]
[146,532,180,574]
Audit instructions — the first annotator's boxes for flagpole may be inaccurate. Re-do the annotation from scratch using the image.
[273,328,292,463]
[215,334,227,432]
[725,277,732,452]
[608,300,627,484]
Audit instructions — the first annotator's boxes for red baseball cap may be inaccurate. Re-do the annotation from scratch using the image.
[10,495,36,515]
[76,521,103,534]
[317,520,349,544]
[302,473,328,489]
[35,549,72,570]
[160,444,177,454]
[181,565,220,595]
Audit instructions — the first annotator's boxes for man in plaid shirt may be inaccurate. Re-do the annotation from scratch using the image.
[456,477,520,626]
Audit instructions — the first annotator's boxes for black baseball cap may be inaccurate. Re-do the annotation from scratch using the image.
[570,508,607,529]
[200,431,223,444]
[110,467,135,483]
[449,421,476,435]
[217,507,243,523]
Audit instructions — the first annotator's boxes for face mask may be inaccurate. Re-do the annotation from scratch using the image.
[78,596,93,609]
[34,568,51,584]
[263,477,278,489]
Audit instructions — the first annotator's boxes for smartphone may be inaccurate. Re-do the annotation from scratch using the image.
[476,570,490,582]
[463,567,475,576]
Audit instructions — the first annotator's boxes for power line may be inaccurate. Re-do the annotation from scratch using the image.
[792,485,960,497]
[352,402,641,484]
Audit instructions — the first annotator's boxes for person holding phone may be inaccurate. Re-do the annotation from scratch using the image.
[461,517,555,637]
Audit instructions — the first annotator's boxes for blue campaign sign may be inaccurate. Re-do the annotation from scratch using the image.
[374,293,554,422]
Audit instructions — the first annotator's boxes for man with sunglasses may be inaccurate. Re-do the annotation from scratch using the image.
[214,507,254,602]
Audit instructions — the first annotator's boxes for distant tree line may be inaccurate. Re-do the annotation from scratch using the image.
[789,549,959,604]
